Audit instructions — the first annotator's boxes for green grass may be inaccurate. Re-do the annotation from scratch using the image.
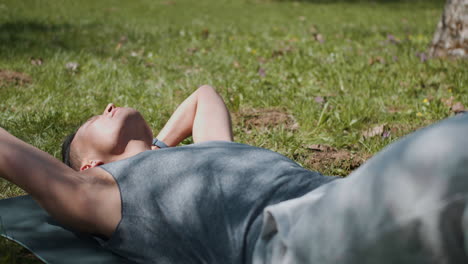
[0,0,467,261]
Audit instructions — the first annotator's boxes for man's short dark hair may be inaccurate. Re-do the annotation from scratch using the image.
[61,132,78,170]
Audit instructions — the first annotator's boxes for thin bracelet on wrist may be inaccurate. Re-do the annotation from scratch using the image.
[152,138,169,148]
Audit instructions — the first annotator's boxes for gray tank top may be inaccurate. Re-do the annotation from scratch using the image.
[94,141,337,264]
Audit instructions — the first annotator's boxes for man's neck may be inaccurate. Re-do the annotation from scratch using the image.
[110,139,152,163]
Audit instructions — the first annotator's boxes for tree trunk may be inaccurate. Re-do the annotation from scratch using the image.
[429,0,468,58]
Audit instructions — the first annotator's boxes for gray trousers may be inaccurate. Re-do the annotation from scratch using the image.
[253,113,468,264]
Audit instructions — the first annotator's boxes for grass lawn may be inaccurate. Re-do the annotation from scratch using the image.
[0,0,467,262]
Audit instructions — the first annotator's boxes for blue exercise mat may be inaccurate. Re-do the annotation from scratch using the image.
[0,195,131,264]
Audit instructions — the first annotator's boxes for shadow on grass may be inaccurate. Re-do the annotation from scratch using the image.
[0,21,113,58]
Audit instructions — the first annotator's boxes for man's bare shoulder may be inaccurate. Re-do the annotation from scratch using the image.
[81,167,121,239]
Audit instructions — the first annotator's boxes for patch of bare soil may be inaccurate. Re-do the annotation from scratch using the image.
[0,70,31,87]
[304,144,371,175]
[233,108,299,131]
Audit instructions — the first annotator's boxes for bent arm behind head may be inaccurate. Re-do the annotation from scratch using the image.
[0,127,103,234]
[155,85,233,147]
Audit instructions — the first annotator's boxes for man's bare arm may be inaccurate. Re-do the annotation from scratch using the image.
[0,128,99,234]
[155,85,233,147]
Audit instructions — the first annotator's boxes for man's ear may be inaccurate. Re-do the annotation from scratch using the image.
[80,160,104,171]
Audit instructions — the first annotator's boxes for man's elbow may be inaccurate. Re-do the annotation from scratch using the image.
[197,84,216,94]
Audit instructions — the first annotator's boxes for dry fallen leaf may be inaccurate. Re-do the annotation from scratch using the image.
[362,124,385,139]
[305,144,336,152]
[368,56,385,65]
[115,36,128,51]
[441,97,465,113]
[144,62,155,68]
[314,96,325,105]
[187,47,199,55]
[258,68,266,77]
[313,33,324,43]
[452,102,465,113]
[387,34,401,44]
[30,57,43,66]
[65,62,79,72]
[272,46,293,58]
[272,50,284,57]
[257,57,267,64]
[291,122,300,130]
[387,106,401,113]
[416,52,428,62]
[441,96,454,107]
[201,29,210,39]
[309,25,318,34]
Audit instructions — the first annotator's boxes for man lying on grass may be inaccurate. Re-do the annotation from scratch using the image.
[1,85,467,264]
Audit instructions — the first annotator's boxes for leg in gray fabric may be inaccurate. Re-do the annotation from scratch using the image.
[254,113,468,264]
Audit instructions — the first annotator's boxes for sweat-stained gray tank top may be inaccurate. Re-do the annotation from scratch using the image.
[93,141,337,264]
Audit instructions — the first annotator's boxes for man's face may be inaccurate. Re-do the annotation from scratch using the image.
[73,103,153,163]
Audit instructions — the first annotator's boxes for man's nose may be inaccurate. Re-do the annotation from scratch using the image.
[104,103,115,115]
